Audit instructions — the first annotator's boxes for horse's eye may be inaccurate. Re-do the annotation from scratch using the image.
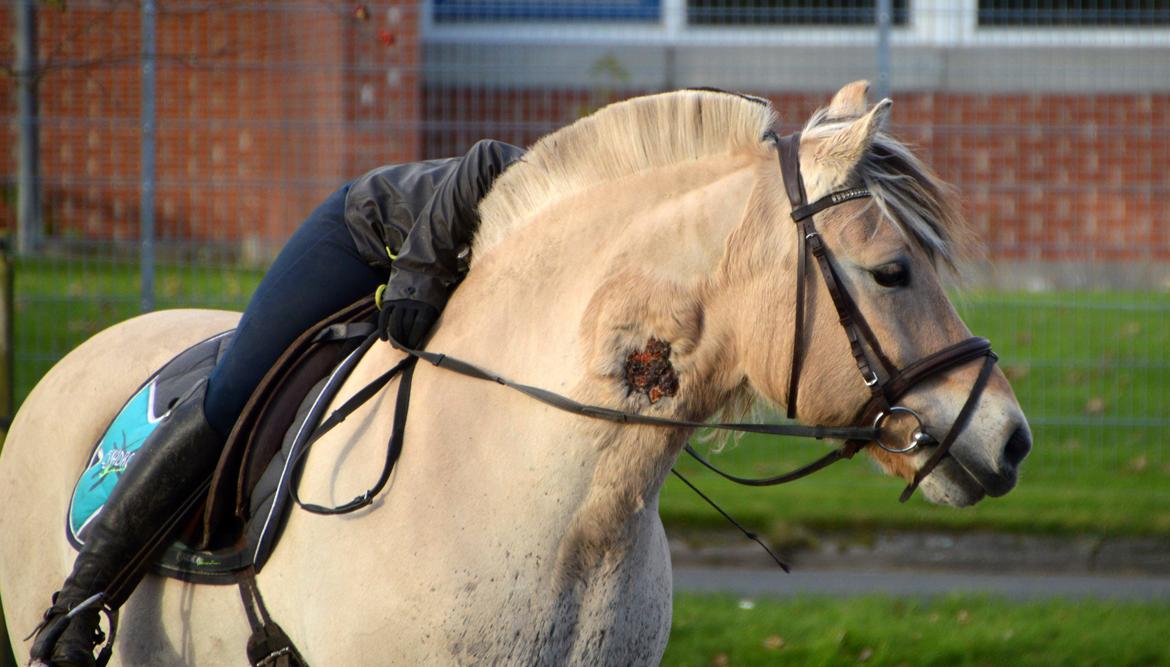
[871,261,910,288]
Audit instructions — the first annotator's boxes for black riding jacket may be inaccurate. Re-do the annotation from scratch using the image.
[343,139,525,310]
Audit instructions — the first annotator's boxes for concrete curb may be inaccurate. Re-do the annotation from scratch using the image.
[669,529,1170,575]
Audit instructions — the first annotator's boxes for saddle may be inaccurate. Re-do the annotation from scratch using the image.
[67,296,380,584]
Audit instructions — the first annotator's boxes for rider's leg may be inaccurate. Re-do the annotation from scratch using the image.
[30,184,387,667]
[203,183,387,438]
[29,382,223,667]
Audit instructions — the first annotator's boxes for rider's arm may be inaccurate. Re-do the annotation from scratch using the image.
[383,139,525,311]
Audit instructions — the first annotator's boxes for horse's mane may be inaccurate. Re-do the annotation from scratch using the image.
[802,108,976,270]
[472,89,778,259]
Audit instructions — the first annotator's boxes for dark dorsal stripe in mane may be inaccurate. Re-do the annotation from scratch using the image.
[684,87,771,108]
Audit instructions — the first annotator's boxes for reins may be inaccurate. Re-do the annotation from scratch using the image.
[286,334,879,516]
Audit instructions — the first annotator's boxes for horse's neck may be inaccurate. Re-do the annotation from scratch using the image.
[286,152,762,659]
[423,151,760,577]
[447,149,760,375]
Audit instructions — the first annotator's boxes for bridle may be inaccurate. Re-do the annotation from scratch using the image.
[291,131,1003,521]
[764,130,1000,501]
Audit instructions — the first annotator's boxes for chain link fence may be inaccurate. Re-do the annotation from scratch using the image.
[3,0,1168,480]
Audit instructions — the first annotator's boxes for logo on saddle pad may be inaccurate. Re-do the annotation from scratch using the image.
[68,383,165,543]
[89,442,137,486]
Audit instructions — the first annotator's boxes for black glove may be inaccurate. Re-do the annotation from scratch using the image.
[377,298,439,348]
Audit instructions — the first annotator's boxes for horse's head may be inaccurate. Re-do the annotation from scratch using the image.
[470,85,1027,507]
[729,82,1031,507]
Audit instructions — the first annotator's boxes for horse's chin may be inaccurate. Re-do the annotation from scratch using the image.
[916,458,987,507]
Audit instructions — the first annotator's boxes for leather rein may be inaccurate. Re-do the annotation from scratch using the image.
[291,131,1000,519]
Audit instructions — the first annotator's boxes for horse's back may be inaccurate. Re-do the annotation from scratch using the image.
[0,309,240,661]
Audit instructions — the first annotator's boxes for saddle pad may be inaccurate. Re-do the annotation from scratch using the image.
[68,330,232,545]
[66,330,254,580]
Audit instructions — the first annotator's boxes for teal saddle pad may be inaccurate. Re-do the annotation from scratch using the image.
[65,330,253,581]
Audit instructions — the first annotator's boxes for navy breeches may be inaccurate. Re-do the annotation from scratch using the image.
[203,184,387,438]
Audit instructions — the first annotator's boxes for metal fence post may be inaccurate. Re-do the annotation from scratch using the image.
[0,244,14,667]
[0,241,12,430]
[140,0,158,312]
[875,0,892,100]
[15,0,41,257]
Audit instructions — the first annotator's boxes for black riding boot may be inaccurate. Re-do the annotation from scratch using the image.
[29,383,224,667]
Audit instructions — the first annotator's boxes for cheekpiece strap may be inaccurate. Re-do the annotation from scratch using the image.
[777,132,807,208]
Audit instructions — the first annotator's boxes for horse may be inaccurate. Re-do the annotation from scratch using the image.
[0,83,1030,665]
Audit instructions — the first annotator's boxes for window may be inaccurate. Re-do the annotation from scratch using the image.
[978,0,1170,26]
[432,0,662,23]
[687,0,910,26]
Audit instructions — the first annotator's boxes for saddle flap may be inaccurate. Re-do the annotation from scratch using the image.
[202,295,378,549]
[67,296,378,584]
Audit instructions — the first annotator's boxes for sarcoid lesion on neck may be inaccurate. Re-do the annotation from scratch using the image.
[624,339,679,404]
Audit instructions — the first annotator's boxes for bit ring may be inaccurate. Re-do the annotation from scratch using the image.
[872,406,930,454]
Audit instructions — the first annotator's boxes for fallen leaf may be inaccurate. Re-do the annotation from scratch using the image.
[1084,397,1106,415]
[763,635,785,650]
[711,653,729,667]
[957,609,971,624]
[1128,455,1149,473]
[1003,364,1030,381]
[858,647,874,662]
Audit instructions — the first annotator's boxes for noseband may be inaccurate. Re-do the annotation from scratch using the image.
[772,131,999,501]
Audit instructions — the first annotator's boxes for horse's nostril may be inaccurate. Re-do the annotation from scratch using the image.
[1002,426,1032,470]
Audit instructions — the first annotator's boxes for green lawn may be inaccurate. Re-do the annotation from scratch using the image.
[10,258,1170,537]
[12,257,264,401]
[665,593,1170,666]
[4,593,1164,666]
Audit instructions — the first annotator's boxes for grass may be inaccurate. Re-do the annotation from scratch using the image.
[8,257,1170,537]
[12,257,264,401]
[662,429,1170,544]
[665,593,1170,666]
[3,594,1164,667]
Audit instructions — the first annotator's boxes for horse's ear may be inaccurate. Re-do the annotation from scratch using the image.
[828,80,870,119]
[813,98,892,171]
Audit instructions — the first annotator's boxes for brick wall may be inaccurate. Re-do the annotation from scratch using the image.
[1,1,422,254]
[422,87,1170,263]
[4,4,1166,263]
